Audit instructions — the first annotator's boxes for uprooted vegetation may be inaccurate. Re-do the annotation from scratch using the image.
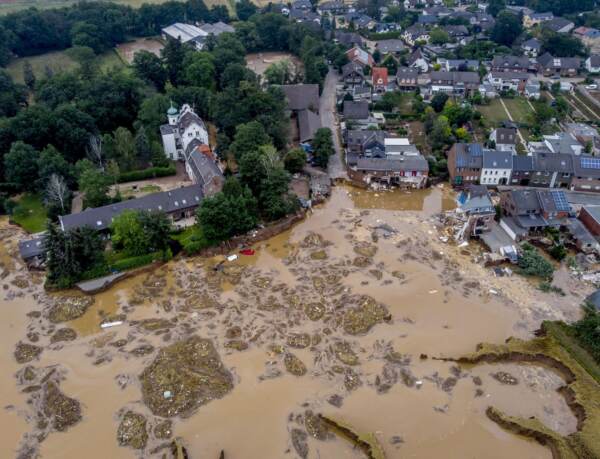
[139,335,233,418]
[449,324,600,459]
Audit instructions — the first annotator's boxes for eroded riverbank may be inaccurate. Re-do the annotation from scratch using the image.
[0,186,592,458]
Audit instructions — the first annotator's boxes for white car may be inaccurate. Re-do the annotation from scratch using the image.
[585,84,598,90]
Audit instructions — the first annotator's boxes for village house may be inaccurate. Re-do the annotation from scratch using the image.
[407,49,429,73]
[59,185,206,233]
[571,155,600,192]
[456,185,496,236]
[334,31,364,48]
[426,71,480,97]
[438,58,479,72]
[402,25,430,46]
[343,100,372,126]
[544,17,575,34]
[341,62,365,86]
[349,156,429,188]
[486,71,530,94]
[537,53,581,76]
[447,143,484,187]
[500,189,571,237]
[352,84,372,102]
[372,67,389,93]
[521,38,542,57]
[525,79,542,99]
[532,153,573,188]
[491,55,535,73]
[585,55,600,73]
[282,84,321,143]
[346,46,374,68]
[480,150,512,186]
[510,155,535,186]
[317,0,345,15]
[443,25,469,39]
[490,128,517,153]
[375,39,406,56]
[523,11,554,28]
[396,67,419,91]
[345,129,387,157]
[160,104,209,161]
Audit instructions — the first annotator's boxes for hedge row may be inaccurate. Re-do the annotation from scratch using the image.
[117,166,177,183]
[110,249,172,271]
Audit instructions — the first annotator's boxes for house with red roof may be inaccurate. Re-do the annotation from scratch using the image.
[372,67,388,93]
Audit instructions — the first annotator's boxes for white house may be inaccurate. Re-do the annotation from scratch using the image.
[480,150,512,186]
[490,128,517,154]
[160,104,209,161]
[586,55,600,73]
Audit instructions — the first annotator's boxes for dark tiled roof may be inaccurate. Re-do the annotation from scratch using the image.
[187,149,222,188]
[342,61,364,78]
[343,101,370,120]
[483,150,512,169]
[534,153,573,173]
[512,155,534,172]
[282,84,320,112]
[509,190,541,213]
[59,185,203,231]
[430,71,479,84]
[298,109,322,142]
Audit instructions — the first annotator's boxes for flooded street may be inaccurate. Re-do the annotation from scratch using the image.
[0,186,586,459]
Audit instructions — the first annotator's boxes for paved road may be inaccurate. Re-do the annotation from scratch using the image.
[320,68,348,180]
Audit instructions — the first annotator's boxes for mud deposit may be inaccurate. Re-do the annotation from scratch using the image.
[0,187,589,458]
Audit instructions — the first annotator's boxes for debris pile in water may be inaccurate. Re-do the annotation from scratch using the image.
[139,335,233,417]
[117,411,148,450]
[47,295,94,323]
[14,341,43,363]
[343,295,391,335]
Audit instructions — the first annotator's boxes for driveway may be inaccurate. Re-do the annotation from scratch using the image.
[320,68,348,180]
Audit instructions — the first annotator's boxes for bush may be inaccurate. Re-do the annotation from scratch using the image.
[518,243,554,280]
[111,252,160,271]
[549,244,567,261]
[117,166,176,183]
[573,306,600,364]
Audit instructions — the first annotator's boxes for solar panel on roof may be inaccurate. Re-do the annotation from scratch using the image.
[551,191,570,212]
[581,157,600,169]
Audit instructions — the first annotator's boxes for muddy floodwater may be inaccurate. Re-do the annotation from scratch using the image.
[0,185,587,459]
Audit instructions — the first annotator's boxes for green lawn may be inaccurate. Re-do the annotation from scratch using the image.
[476,98,509,126]
[6,49,125,84]
[502,97,534,123]
[11,193,47,233]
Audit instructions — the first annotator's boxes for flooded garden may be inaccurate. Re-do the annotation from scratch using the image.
[0,185,593,458]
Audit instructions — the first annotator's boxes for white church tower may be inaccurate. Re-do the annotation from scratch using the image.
[160,103,209,161]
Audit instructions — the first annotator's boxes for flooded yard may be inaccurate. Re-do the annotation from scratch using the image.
[0,185,588,458]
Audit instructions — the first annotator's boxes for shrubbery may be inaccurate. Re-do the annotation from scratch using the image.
[518,243,554,280]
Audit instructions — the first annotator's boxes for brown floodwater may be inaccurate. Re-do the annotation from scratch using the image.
[0,187,586,459]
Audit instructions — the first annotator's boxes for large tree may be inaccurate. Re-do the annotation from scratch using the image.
[229,121,271,160]
[111,209,171,256]
[312,128,334,168]
[133,50,167,90]
[4,141,40,190]
[196,177,258,242]
[490,11,523,47]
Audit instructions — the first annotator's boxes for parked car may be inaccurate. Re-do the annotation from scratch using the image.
[585,84,598,90]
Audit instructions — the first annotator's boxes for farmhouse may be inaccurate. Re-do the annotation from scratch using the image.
[160,104,209,161]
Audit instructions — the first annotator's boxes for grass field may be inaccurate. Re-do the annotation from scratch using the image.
[6,49,125,84]
[502,97,534,124]
[476,98,509,126]
[0,0,232,15]
[10,193,47,234]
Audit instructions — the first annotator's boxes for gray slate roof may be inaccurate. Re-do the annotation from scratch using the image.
[59,185,203,231]
[298,109,322,142]
[512,155,534,172]
[483,150,512,169]
[343,101,370,120]
[282,84,320,112]
[376,39,405,54]
[186,150,223,188]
